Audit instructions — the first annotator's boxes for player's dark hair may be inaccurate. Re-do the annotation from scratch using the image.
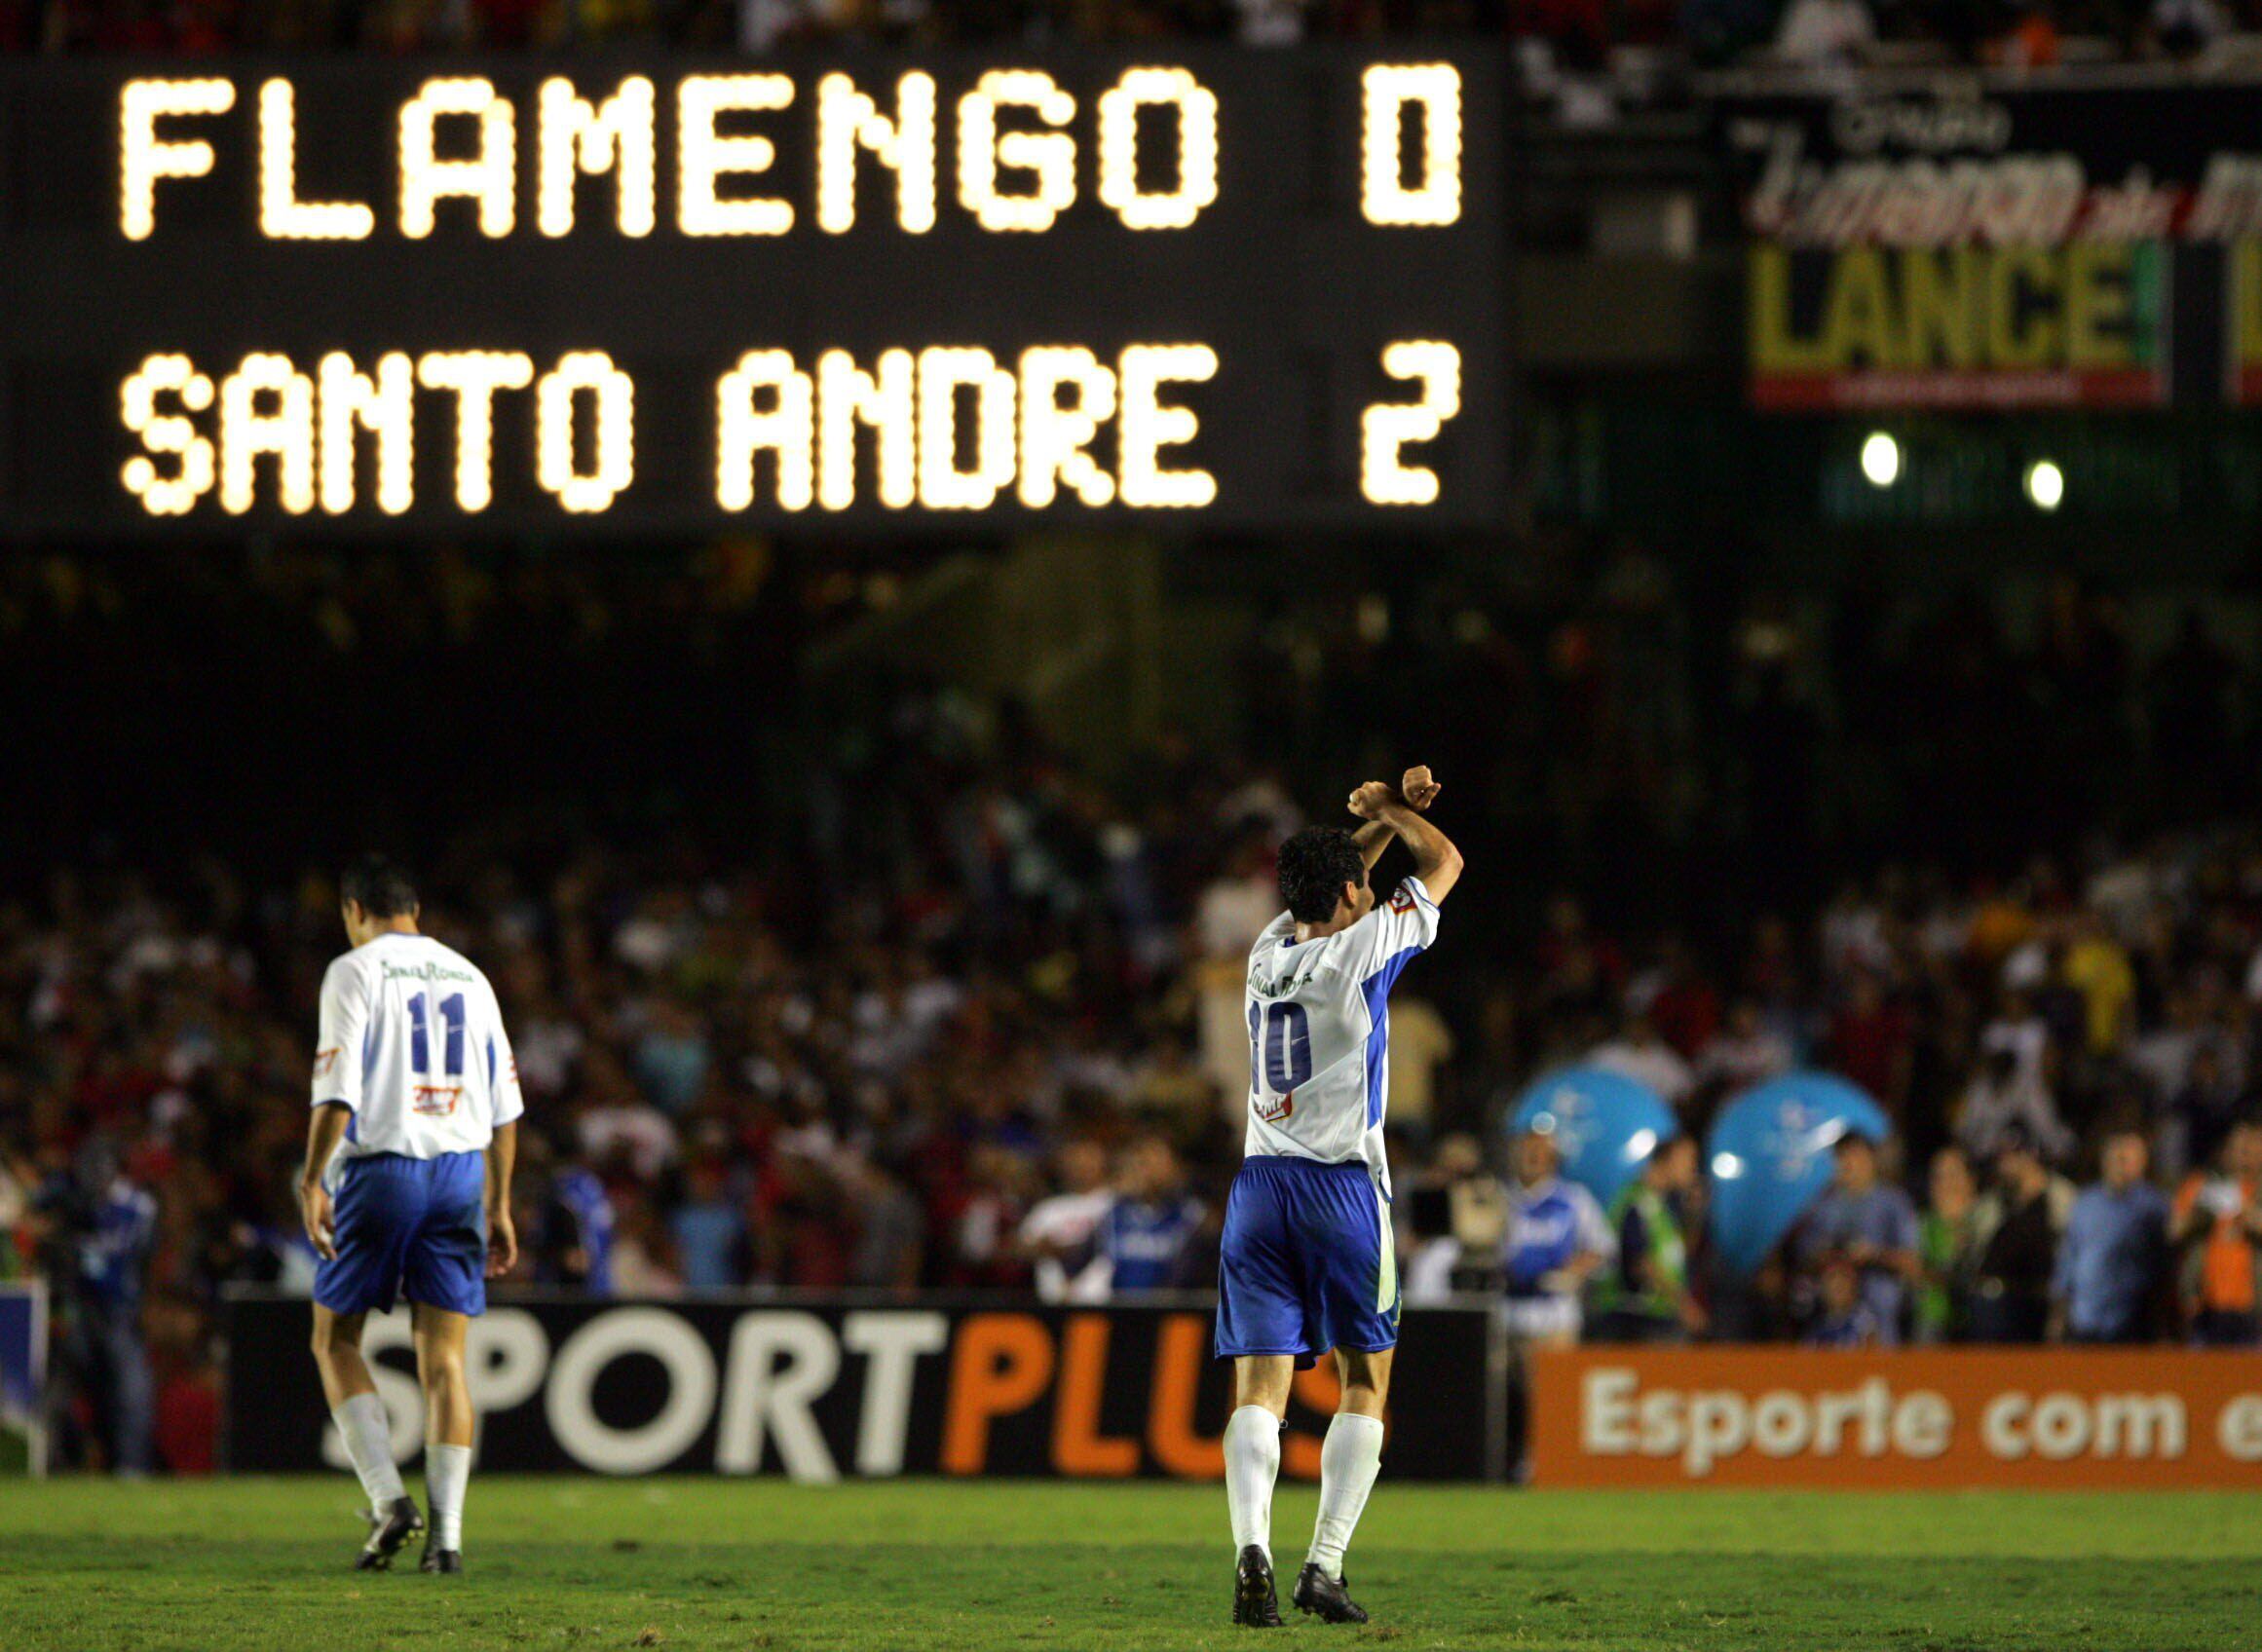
[1277,827,1367,923]
[340,853,419,918]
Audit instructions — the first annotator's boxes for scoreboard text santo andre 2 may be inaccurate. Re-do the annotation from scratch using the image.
[0,48,1507,535]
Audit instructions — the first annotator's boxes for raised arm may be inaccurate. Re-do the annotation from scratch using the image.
[1350,817,1397,873]
[1375,771,1462,903]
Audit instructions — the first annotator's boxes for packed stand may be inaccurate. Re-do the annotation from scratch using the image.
[9,539,2262,1475]
[4,0,2257,79]
[9,772,2262,1473]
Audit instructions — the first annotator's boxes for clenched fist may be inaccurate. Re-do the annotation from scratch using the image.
[1347,781,1395,820]
[1400,767,1441,809]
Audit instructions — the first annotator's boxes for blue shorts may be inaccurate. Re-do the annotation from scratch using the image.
[1215,1155,1399,1367]
[314,1150,488,1319]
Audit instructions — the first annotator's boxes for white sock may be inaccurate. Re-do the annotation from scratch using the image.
[332,1394,405,1514]
[427,1444,472,1551]
[1224,1405,1282,1559]
[1307,1412,1385,1579]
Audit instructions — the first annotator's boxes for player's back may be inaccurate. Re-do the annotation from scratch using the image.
[315,931,523,1168]
[1241,877,1440,1187]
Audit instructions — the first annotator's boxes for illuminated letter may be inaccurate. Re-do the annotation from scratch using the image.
[917,347,1017,510]
[399,78,515,239]
[716,350,814,511]
[816,350,916,510]
[219,353,317,515]
[956,71,1077,234]
[259,80,374,240]
[678,75,794,238]
[318,352,415,515]
[1361,64,1460,227]
[536,352,636,513]
[1360,340,1459,506]
[120,78,235,241]
[538,77,657,238]
[120,355,216,515]
[817,73,936,234]
[415,351,536,511]
[1095,68,1218,232]
[1116,343,1216,507]
[1017,347,1116,508]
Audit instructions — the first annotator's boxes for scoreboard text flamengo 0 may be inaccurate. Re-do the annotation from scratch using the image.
[0,50,1507,535]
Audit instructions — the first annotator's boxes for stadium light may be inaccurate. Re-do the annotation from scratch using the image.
[2024,459,2065,511]
[1859,431,1900,488]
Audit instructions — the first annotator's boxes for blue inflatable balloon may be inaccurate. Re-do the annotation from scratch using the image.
[1706,1072,1894,1278]
[1507,1067,1678,1208]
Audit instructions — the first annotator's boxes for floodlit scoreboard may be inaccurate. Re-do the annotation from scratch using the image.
[0,49,1505,536]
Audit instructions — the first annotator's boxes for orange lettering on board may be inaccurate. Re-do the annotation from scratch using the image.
[1052,1314,1140,1477]
[940,1313,1054,1475]
[1148,1314,1225,1478]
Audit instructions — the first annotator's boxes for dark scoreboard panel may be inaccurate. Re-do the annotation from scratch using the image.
[0,48,1504,536]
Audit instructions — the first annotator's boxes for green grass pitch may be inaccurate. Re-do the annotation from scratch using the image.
[2,1477,2257,1651]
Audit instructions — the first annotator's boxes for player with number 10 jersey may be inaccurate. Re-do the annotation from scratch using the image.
[1212,768,1462,1631]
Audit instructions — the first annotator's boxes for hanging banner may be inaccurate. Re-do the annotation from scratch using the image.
[1529,1345,2262,1488]
[1715,79,2262,410]
[223,1293,1503,1481]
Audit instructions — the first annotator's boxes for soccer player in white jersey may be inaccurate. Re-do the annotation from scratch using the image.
[1215,768,1462,1628]
[298,856,523,1575]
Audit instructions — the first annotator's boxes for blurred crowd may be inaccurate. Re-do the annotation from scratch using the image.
[8,720,2262,1473]
[8,532,2262,1473]
[2,0,2257,81]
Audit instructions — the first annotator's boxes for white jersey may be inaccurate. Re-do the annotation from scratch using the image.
[311,932,524,1174]
[1243,875,1441,1194]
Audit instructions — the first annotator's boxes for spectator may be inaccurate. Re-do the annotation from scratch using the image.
[1499,1124,1613,1347]
[38,1141,157,1475]
[669,1159,747,1292]
[2060,913,2134,1061]
[1967,1126,2070,1343]
[1095,1136,1204,1295]
[1805,1257,1884,1348]
[1588,1012,1694,1112]
[1402,1134,1509,1302]
[2055,1128,2171,1344]
[1956,1043,2073,1166]
[1018,1139,1113,1303]
[1693,998,1794,1106]
[2170,1117,2262,1347]
[1385,993,1455,1147]
[2163,1042,2244,1183]
[845,1159,924,1292]
[2148,0,2228,56]
[1193,835,1285,1109]
[1591,1134,1704,1342]
[1914,1145,1979,1344]
[1828,970,1911,1115]
[1796,1133,1919,1343]
[1988,0,2060,67]
[536,1151,618,1295]
[1772,0,1875,65]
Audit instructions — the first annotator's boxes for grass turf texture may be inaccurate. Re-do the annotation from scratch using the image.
[1,1479,2258,1651]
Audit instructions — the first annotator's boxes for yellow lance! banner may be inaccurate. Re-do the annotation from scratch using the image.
[1529,1346,2262,1488]
[1749,243,2168,411]
[2233,241,2262,404]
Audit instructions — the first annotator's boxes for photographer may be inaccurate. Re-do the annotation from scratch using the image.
[34,1138,156,1475]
